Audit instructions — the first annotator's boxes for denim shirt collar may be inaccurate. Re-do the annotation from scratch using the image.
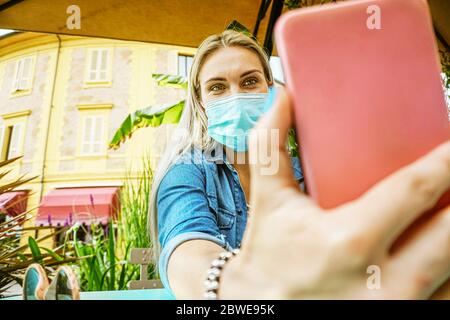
[201,147,303,182]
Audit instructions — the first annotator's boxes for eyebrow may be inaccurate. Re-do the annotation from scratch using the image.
[203,69,263,85]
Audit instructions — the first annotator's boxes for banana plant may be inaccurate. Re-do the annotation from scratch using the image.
[108,74,187,150]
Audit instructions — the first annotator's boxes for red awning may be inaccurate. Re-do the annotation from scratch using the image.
[36,187,120,226]
[0,191,28,217]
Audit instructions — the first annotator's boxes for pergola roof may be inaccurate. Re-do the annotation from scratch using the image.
[0,0,287,53]
[0,0,448,54]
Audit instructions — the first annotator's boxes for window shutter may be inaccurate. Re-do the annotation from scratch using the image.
[92,116,103,153]
[0,125,4,157]
[7,123,23,159]
[89,50,99,81]
[13,58,33,91]
[82,117,93,154]
[99,49,108,81]
[12,60,23,92]
[19,57,32,90]
[88,49,109,82]
[81,116,104,154]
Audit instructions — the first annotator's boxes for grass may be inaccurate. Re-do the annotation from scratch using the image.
[62,156,157,291]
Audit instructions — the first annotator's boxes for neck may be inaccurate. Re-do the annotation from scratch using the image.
[225,147,251,203]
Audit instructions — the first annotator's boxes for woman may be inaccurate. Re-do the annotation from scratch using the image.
[149,30,450,299]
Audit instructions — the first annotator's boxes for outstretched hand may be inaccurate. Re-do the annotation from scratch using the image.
[221,86,450,299]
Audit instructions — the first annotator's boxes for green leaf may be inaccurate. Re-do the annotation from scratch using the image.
[28,237,43,263]
[100,264,113,290]
[152,73,188,89]
[117,242,133,290]
[288,128,299,158]
[225,20,255,40]
[108,220,115,291]
[108,100,185,150]
[40,247,63,262]
[117,262,128,290]
[17,252,27,262]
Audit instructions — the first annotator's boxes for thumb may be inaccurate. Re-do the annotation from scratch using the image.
[248,86,301,200]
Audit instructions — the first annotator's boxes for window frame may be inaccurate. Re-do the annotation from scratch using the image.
[76,105,112,158]
[79,114,106,156]
[84,48,113,86]
[0,124,4,160]
[11,56,35,95]
[6,122,24,160]
[177,53,193,78]
[0,111,30,162]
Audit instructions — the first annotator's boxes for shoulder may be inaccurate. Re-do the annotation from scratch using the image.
[158,147,211,191]
[173,147,209,166]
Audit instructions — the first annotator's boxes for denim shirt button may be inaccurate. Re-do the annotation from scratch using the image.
[237,209,242,214]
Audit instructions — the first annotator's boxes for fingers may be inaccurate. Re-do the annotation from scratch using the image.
[386,205,450,299]
[354,139,450,246]
[248,87,311,208]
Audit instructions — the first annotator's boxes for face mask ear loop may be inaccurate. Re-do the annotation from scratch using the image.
[263,86,277,113]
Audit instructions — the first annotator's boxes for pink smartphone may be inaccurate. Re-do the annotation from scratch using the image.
[275,0,450,209]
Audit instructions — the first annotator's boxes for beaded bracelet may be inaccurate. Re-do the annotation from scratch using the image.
[204,248,240,300]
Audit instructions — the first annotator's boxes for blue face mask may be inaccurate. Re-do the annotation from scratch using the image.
[205,86,276,152]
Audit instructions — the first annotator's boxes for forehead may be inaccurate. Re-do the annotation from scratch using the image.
[199,46,264,82]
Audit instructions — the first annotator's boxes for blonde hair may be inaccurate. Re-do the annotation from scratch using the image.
[148,30,274,266]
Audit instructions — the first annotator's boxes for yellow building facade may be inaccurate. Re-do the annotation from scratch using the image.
[0,32,195,246]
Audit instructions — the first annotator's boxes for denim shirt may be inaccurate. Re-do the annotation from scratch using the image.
[156,147,304,294]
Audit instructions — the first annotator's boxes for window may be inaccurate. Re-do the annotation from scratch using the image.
[0,125,4,158]
[269,56,284,84]
[7,123,23,159]
[12,57,33,92]
[0,123,23,161]
[86,49,111,83]
[81,115,104,155]
[177,54,193,78]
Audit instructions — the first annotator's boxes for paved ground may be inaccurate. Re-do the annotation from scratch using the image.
[1,281,22,298]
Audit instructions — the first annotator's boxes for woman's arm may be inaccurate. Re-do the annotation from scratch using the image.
[156,160,235,298]
[167,240,223,299]
[168,239,277,299]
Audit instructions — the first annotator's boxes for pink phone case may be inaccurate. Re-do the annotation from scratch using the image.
[275,0,450,209]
